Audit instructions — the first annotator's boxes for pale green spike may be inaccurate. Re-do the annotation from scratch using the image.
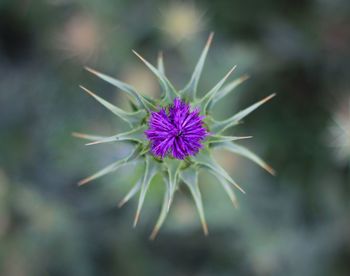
[85,67,155,111]
[78,161,124,186]
[85,125,147,146]
[142,94,156,102]
[149,180,170,240]
[197,66,236,113]
[209,172,238,208]
[180,167,208,235]
[206,135,252,144]
[118,179,142,208]
[157,51,165,75]
[211,93,276,133]
[78,146,141,186]
[213,141,275,175]
[132,50,179,102]
[208,74,250,110]
[193,150,245,194]
[139,145,150,156]
[164,159,182,212]
[79,86,146,127]
[134,157,160,227]
[141,94,158,108]
[72,132,108,141]
[180,32,214,101]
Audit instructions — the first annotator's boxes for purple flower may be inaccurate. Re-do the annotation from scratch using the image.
[145,98,208,159]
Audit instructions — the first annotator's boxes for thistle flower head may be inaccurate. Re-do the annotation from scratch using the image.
[145,98,208,159]
[74,33,275,239]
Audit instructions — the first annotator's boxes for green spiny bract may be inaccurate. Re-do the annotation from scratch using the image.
[74,33,275,239]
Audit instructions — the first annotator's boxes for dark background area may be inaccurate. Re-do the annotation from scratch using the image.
[0,0,349,275]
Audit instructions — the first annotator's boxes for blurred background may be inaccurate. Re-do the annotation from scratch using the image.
[0,0,350,275]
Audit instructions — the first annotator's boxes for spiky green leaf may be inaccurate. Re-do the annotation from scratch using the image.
[180,33,214,101]
[213,141,275,175]
[85,126,147,146]
[72,132,108,141]
[80,86,146,127]
[209,172,238,208]
[207,74,249,111]
[192,150,245,193]
[132,50,178,102]
[149,178,170,240]
[164,158,182,212]
[211,93,276,133]
[197,66,236,113]
[85,67,155,111]
[118,179,142,208]
[180,167,208,235]
[206,134,252,144]
[134,156,161,226]
[78,146,141,186]
[157,51,165,75]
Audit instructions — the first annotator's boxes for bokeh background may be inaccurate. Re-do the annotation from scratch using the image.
[1,0,350,275]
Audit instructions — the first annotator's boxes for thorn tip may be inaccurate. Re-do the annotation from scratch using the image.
[265,165,276,176]
[85,142,96,146]
[78,179,89,186]
[263,93,277,103]
[118,200,125,208]
[79,85,97,98]
[149,227,159,240]
[85,66,98,75]
[133,211,140,228]
[203,223,209,236]
[206,32,214,47]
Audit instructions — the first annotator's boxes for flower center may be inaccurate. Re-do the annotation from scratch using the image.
[176,130,183,137]
[145,98,208,159]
